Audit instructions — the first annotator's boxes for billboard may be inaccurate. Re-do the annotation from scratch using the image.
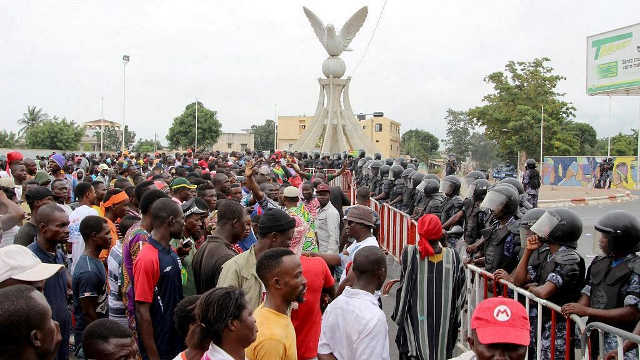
[587,23,640,95]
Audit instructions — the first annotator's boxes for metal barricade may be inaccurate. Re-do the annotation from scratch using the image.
[581,322,640,360]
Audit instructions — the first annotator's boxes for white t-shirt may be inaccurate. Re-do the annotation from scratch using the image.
[318,286,390,360]
[340,236,379,282]
[68,205,99,273]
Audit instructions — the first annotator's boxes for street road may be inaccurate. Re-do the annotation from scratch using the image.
[381,198,640,360]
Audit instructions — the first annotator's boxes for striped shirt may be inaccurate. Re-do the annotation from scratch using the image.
[107,240,128,327]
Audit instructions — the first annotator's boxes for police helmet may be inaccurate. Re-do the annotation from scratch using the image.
[468,179,490,202]
[500,178,525,195]
[530,208,582,248]
[385,158,394,166]
[421,179,440,195]
[389,165,404,180]
[518,208,547,243]
[526,159,537,169]
[424,174,440,185]
[358,149,366,158]
[374,153,382,160]
[410,172,425,189]
[400,158,408,169]
[480,184,519,219]
[379,165,390,178]
[439,175,461,196]
[595,210,640,253]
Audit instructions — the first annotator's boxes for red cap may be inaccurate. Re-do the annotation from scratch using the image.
[418,214,442,242]
[471,297,530,346]
[316,183,330,192]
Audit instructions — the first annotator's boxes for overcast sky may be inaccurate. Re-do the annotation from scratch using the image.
[2,0,640,146]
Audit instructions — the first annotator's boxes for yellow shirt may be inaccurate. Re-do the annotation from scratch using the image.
[246,304,297,360]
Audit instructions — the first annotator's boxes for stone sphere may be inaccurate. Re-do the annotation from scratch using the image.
[322,56,346,78]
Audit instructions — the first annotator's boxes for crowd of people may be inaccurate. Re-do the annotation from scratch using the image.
[0,148,638,360]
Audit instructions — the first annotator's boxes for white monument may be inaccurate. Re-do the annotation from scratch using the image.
[293,6,378,154]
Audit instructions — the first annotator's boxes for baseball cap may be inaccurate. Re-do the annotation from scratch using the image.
[283,186,299,198]
[316,183,330,192]
[345,205,374,227]
[181,198,208,217]
[98,164,109,171]
[0,245,63,283]
[471,297,530,346]
[25,186,54,203]
[170,177,196,190]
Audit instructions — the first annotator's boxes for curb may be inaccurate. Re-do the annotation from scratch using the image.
[539,191,632,207]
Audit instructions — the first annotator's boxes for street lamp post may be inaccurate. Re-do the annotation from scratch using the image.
[121,54,130,151]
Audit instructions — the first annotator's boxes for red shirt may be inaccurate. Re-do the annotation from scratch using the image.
[291,256,335,359]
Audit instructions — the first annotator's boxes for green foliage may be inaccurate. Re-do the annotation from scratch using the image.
[468,58,577,159]
[401,129,439,162]
[444,109,472,159]
[0,130,19,148]
[100,125,136,152]
[251,119,275,151]
[469,132,499,169]
[18,106,49,136]
[602,130,639,156]
[24,117,84,150]
[167,101,222,150]
[134,138,163,153]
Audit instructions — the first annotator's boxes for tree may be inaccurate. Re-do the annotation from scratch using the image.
[134,138,163,153]
[401,129,439,163]
[444,109,472,159]
[0,130,18,148]
[24,117,84,150]
[469,132,499,169]
[18,106,49,136]
[101,125,136,151]
[468,58,577,159]
[566,122,598,155]
[251,119,275,151]
[167,101,222,150]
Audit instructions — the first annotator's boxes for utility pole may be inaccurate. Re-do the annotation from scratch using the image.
[154,132,157,153]
[540,104,544,165]
[100,96,104,153]
[195,99,198,151]
[121,54,130,151]
[608,95,612,157]
[274,104,278,151]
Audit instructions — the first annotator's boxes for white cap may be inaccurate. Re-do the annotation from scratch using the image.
[0,245,63,283]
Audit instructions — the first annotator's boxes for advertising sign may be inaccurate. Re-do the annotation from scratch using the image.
[587,23,640,95]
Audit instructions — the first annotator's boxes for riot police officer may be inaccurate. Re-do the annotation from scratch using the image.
[355,158,367,186]
[412,178,444,220]
[374,164,396,202]
[404,172,424,215]
[463,179,490,246]
[374,164,390,198]
[500,177,532,218]
[389,167,412,209]
[440,176,464,235]
[369,161,383,197]
[468,184,520,273]
[374,152,382,160]
[522,159,541,207]
[496,208,585,360]
[562,210,640,360]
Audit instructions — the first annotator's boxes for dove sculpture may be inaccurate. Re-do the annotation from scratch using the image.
[303,6,368,57]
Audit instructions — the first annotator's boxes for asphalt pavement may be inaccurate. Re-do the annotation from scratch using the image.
[381,198,640,360]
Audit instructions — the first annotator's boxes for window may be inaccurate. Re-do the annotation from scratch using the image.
[390,144,393,151]
[300,124,306,129]
[375,123,383,132]
[376,140,380,143]
[240,143,247,151]
[227,143,232,149]
[362,126,366,130]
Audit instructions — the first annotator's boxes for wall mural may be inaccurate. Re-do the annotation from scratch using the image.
[542,156,638,190]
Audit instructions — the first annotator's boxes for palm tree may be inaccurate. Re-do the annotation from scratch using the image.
[18,106,49,135]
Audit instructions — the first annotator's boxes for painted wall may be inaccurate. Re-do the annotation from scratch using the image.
[542,156,638,189]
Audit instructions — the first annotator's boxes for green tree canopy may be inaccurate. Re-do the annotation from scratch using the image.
[469,132,499,169]
[24,117,84,150]
[100,125,136,152]
[401,129,439,162]
[598,130,639,156]
[468,58,577,160]
[18,106,49,136]
[444,109,472,159]
[134,138,163,153]
[251,119,275,151]
[167,101,222,150]
[0,130,18,148]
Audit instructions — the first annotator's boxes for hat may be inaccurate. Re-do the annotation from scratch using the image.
[258,165,271,176]
[259,208,296,235]
[418,214,443,242]
[34,171,51,185]
[25,186,54,203]
[471,297,530,346]
[0,245,63,283]
[170,177,196,190]
[316,183,330,192]
[283,186,299,198]
[345,205,374,227]
[181,198,208,217]
[98,164,109,171]
[50,154,65,168]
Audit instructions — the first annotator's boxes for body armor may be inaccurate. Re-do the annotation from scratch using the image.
[400,186,414,213]
[441,195,464,227]
[588,255,640,321]
[379,179,393,201]
[529,247,585,310]
[463,197,486,245]
[391,179,405,205]
[482,218,521,273]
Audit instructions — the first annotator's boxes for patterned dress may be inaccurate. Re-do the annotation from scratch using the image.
[286,203,318,254]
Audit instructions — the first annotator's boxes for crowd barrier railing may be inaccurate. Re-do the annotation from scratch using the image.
[336,172,640,359]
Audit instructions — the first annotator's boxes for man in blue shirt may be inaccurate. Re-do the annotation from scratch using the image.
[73,216,112,357]
[28,203,72,360]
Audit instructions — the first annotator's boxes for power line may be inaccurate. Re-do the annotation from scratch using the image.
[349,0,389,77]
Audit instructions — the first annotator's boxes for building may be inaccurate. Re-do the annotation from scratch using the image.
[211,131,255,152]
[276,114,401,158]
[81,119,121,151]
